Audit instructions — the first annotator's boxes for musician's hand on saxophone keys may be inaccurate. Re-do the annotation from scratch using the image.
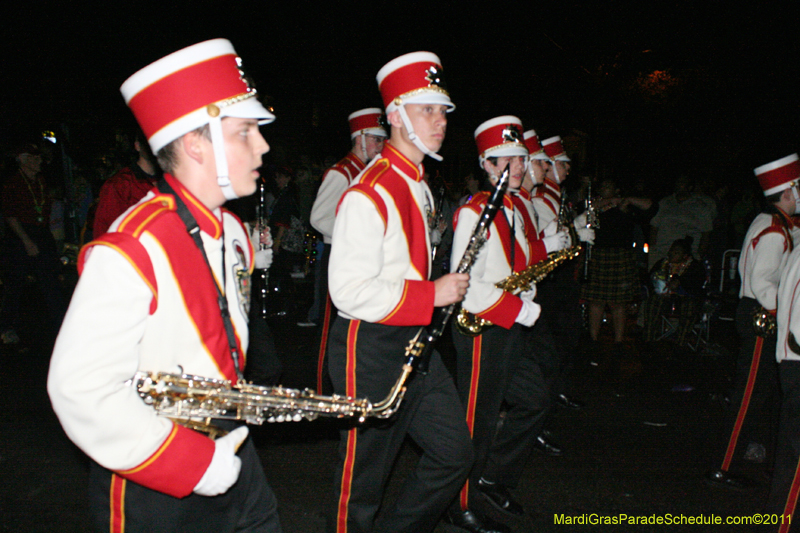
[434,273,470,306]
[543,231,571,253]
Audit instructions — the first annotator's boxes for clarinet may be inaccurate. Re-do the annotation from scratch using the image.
[430,185,446,262]
[256,179,270,320]
[582,180,594,281]
[411,168,509,372]
[367,169,510,417]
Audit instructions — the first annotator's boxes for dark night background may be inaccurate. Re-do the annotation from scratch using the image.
[3,0,800,198]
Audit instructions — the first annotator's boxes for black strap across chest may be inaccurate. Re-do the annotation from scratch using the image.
[157,180,243,380]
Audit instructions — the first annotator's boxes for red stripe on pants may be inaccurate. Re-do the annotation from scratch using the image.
[316,294,333,394]
[721,336,764,471]
[459,335,482,510]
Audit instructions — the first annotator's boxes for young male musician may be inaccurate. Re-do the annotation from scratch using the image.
[326,51,473,533]
[47,39,282,532]
[307,108,386,393]
[447,116,569,532]
[708,154,800,493]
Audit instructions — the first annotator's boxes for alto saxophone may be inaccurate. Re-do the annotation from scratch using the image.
[455,188,582,336]
[125,173,513,437]
[128,371,402,438]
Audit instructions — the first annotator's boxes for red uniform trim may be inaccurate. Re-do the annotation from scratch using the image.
[128,54,248,141]
[511,195,545,266]
[344,184,388,228]
[116,423,214,498]
[317,294,334,394]
[379,279,435,326]
[109,474,125,533]
[321,152,365,189]
[80,232,159,315]
[336,320,361,532]
[534,179,561,217]
[781,462,800,532]
[460,335,483,510]
[752,211,796,253]
[477,292,524,330]
[721,337,763,471]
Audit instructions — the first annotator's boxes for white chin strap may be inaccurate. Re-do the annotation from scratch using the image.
[550,159,561,184]
[397,103,443,162]
[209,115,239,201]
[360,133,368,161]
[791,186,800,213]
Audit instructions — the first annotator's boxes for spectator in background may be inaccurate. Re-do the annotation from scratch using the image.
[92,132,161,238]
[268,165,305,314]
[581,178,654,352]
[1,141,68,345]
[642,237,707,348]
[649,175,716,270]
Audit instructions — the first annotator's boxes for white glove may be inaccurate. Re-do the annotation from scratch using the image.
[251,225,274,269]
[576,227,595,244]
[193,426,248,497]
[542,218,559,237]
[574,212,588,227]
[543,231,571,253]
[254,248,274,270]
[515,298,541,327]
[519,287,537,302]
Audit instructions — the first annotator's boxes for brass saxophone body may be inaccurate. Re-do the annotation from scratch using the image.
[455,188,582,337]
[455,224,581,336]
[128,371,402,437]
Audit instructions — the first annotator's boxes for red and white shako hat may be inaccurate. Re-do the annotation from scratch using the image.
[376,51,454,161]
[120,38,275,199]
[755,153,800,196]
[523,129,549,160]
[348,108,387,139]
[474,116,528,165]
[541,136,570,162]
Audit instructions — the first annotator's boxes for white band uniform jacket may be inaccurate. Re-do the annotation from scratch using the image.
[451,190,546,329]
[739,211,800,311]
[329,143,437,325]
[48,175,254,498]
[310,152,366,244]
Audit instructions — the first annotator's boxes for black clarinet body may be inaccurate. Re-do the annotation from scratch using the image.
[406,169,510,373]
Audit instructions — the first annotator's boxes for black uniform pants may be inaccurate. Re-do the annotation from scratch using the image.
[714,297,780,470]
[451,323,519,509]
[89,432,281,533]
[327,319,473,533]
[483,319,553,489]
[763,360,800,531]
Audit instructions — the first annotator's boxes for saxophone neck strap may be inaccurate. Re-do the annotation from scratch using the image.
[156,179,243,380]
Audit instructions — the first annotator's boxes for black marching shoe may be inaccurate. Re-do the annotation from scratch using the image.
[704,469,752,491]
[533,434,563,456]
[555,393,584,410]
[445,509,511,533]
[477,478,524,517]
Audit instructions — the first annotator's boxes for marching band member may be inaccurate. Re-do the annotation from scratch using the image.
[531,135,591,412]
[307,108,387,393]
[708,154,800,494]
[768,155,800,530]
[447,117,569,532]
[326,51,472,533]
[47,39,282,531]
